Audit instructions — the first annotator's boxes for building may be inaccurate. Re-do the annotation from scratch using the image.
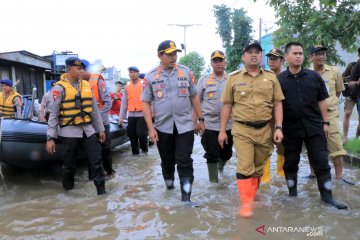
[0,50,52,99]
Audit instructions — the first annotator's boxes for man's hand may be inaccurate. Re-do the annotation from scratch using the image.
[323,124,330,138]
[198,121,205,136]
[46,140,56,155]
[118,118,124,126]
[98,131,106,143]
[273,129,283,143]
[218,130,228,149]
[148,127,158,143]
[193,121,199,134]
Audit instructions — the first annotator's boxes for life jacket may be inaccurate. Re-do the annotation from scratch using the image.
[57,74,93,127]
[88,73,105,110]
[125,80,144,112]
[0,91,22,118]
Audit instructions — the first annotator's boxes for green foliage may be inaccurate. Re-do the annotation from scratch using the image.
[178,51,205,82]
[344,139,360,155]
[213,5,253,72]
[256,0,360,66]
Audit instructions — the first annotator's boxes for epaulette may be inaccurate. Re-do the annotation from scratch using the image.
[149,67,158,73]
[264,69,276,74]
[228,70,241,76]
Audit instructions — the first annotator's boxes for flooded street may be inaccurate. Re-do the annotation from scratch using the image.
[0,115,360,239]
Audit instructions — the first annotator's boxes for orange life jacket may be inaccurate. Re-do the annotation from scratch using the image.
[88,73,105,110]
[125,80,144,112]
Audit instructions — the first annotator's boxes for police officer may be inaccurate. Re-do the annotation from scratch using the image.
[0,79,22,119]
[46,57,106,195]
[82,59,116,177]
[309,45,353,184]
[278,42,347,209]
[218,40,284,218]
[39,80,57,122]
[142,40,205,203]
[119,66,148,155]
[197,50,233,183]
[262,48,286,183]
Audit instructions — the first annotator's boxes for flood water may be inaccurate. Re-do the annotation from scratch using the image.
[0,115,359,239]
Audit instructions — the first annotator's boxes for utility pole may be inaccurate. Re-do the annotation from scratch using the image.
[167,24,201,55]
[259,18,262,42]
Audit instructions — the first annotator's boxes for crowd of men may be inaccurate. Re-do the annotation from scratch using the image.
[1,40,359,218]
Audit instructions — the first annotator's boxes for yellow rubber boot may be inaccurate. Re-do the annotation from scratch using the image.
[261,158,271,184]
[236,179,255,218]
[276,154,285,177]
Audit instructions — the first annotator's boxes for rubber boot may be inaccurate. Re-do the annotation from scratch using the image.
[180,179,192,202]
[317,178,347,210]
[286,177,297,197]
[217,158,226,172]
[261,158,271,184]
[62,170,75,190]
[95,181,106,195]
[164,179,174,190]
[207,162,219,183]
[276,154,285,176]
[236,178,256,218]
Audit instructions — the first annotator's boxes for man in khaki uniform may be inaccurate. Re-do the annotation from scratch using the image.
[262,48,286,183]
[309,45,353,185]
[218,40,284,218]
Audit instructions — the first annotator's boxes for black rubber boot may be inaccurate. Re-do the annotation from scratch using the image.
[95,181,106,195]
[317,178,347,210]
[164,179,175,190]
[217,158,227,172]
[286,177,297,197]
[180,179,192,202]
[62,170,75,190]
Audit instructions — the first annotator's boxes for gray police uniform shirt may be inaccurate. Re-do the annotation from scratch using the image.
[41,90,51,112]
[142,64,197,134]
[97,78,111,125]
[197,73,232,131]
[119,80,144,120]
[47,82,105,139]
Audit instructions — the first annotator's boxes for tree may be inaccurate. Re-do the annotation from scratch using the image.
[179,51,205,82]
[213,5,253,72]
[256,0,360,66]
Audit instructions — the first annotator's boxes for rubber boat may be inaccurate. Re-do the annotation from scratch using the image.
[0,89,128,168]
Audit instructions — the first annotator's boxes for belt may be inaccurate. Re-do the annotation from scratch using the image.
[236,120,269,129]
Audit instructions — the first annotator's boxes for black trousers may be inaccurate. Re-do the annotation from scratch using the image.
[201,129,233,163]
[156,125,194,183]
[101,124,115,174]
[283,133,331,180]
[127,116,148,154]
[60,133,105,185]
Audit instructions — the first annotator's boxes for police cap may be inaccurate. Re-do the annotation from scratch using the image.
[211,50,225,60]
[310,45,328,54]
[243,40,263,53]
[157,40,182,54]
[65,57,85,67]
[266,48,284,58]
[128,66,140,72]
[0,79,13,87]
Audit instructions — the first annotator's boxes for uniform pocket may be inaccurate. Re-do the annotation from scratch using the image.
[205,86,217,100]
[234,85,250,102]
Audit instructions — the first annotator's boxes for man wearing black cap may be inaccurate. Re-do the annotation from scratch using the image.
[219,40,284,217]
[309,45,352,185]
[196,50,233,183]
[39,80,57,122]
[277,42,347,209]
[119,66,148,155]
[262,48,286,184]
[46,57,107,195]
[0,79,22,119]
[142,40,204,203]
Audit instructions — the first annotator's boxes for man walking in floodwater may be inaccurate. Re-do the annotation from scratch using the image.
[278,42,347,209]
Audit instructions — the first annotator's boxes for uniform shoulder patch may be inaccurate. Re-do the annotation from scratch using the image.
[264,69,275,74]
[228,70,241,76]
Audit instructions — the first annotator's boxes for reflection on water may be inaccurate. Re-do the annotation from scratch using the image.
[0,134,360,239]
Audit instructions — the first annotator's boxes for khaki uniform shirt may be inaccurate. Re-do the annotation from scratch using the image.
[47,81,105,138]
[221,67,284,122]
[310,65,344,112]
[197,72,232,131]
[142,64,197,134]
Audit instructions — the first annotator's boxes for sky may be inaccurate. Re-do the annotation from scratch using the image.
[0,0,277,77]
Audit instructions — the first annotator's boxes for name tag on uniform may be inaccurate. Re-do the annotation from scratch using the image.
[238,82,247,86]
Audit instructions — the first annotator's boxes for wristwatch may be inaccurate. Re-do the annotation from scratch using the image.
[46,135,54,141]
[322,121,330,126]
[275,125,282,130]
[198,117,205,122]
